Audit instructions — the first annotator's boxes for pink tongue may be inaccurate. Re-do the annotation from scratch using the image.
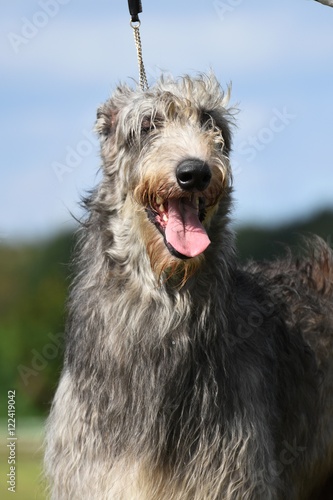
[165,199,211,257]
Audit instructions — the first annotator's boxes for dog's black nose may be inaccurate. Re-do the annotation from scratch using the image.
[176,159,212,192]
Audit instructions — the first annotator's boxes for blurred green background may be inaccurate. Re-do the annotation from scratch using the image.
[0,210,332,499]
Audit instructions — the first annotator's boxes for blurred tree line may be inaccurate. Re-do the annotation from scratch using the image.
[0,210,332,418]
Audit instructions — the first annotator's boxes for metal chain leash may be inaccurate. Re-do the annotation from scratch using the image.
[128,0,149,91]
[130,20,149,91]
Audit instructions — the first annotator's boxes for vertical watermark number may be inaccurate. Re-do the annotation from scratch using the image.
[7,390,17,493]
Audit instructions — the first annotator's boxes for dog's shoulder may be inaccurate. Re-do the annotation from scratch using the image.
[239,236,333,366]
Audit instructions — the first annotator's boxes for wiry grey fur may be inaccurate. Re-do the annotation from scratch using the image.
[45,74,333,499]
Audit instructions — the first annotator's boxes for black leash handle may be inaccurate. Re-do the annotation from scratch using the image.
[128,0,143,23]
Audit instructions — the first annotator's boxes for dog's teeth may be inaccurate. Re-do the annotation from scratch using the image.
[156,195,163,205]
[162,213,168,222]
[159,204,165,213]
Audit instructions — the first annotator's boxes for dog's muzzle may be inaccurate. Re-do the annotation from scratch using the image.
[146,158,214,260]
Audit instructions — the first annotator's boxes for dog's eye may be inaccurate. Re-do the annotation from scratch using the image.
[140,115,164,136]
[141,117,152,134]
[200,112,215,131]
[201,111,225,151]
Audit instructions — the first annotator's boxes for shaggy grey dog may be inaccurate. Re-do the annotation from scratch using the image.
[45,74,333,499]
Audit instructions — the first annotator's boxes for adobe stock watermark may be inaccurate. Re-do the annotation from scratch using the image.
[52,129,98,183]
[237,106,296,164]
[227,294,276,348]
[258,438,306,494]
[213,0,244,21]
[18,331,64,386]
[7,0,71,54]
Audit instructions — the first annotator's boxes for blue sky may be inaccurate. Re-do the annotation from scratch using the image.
[1,0,332,241]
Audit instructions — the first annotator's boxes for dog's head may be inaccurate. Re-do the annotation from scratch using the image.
[96,74,234,282]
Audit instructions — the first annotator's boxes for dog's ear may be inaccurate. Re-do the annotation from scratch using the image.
[96,86,135,139]
[95,102,119,139]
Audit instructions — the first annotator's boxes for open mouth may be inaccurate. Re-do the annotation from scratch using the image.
[146,195,211,259]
